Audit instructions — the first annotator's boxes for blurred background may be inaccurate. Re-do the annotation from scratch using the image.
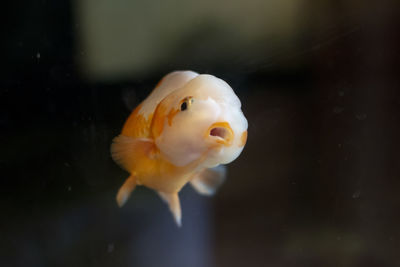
[2,0,400,266]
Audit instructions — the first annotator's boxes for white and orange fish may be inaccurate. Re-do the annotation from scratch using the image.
[111,71,248,226]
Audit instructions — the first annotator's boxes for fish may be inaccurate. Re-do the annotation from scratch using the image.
[111,70,248,226]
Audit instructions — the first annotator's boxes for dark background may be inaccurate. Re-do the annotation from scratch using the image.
[2,0,400,266]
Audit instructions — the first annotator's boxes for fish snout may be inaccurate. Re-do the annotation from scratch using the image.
[207,122,234,146]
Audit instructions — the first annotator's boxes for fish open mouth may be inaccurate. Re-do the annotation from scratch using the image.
[208,122,234,146]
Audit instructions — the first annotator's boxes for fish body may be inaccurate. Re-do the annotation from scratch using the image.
[111,71,248,226]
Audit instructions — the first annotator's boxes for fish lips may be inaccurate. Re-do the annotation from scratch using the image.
[206,122,234,146]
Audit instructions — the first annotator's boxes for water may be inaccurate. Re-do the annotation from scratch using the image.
[2,1,400,266]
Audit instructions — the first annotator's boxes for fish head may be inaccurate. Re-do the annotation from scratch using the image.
[152,74,248,168]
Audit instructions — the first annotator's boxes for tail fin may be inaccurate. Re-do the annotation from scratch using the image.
[158,191,182,227]
[116,175,136,207]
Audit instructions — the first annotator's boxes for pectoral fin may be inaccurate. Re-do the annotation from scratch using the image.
[190,165,227,196]
[111,135,155,171]
[158,192,182,227]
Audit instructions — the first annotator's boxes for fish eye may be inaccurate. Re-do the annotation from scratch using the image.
[180,96,193,111]
[180,101,187,111]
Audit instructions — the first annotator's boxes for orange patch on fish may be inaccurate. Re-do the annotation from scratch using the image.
[122,104,153,138]
[239,130,247,147]
[167,108,179,126]
[151,102,168,138]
